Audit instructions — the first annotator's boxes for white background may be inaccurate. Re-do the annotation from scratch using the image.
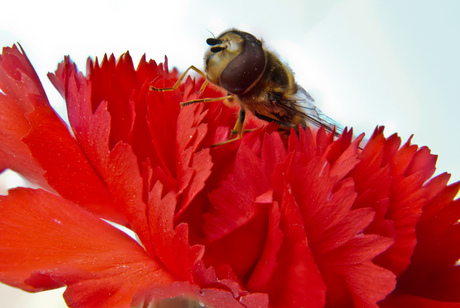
[0,0,459,306]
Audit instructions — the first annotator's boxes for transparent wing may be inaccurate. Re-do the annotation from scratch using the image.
[294,85,344,136]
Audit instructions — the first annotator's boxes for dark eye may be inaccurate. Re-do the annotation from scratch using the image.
[220,38,265,95]
[206,38,222,46]
[210,46,224,53]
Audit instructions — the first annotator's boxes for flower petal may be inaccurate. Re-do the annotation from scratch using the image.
[349,127,438,276]
[147,77,214,217]
[0,46,125,224]
[51,56,155,244]
[205,145,269,242]
[204,133,286,242]
[393,173,460,302]
[379,140,436,274]
[147,83,182,180]
[148,181,204,281]
[245,202,283,292]
[266,187,327,307]
[0,45,49,188]
[87,54,138,146]
[280,141,396,307]
[22,103,125,225]
[103,141,153,253]
[0,188,174,307]
[175,102,213,212]
[380,293,460,308]
[202,133,287,289]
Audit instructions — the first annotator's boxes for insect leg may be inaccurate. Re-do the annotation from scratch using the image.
[210,108,246,147]
[149,65,206,92]
[231,108,246,138]
[180,95,233,107]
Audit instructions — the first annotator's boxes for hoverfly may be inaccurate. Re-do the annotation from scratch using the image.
[150,29,343,145]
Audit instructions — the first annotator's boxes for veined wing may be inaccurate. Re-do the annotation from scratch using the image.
[294,85,344,137]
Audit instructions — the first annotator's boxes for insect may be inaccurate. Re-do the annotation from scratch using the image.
[150,29,342,145]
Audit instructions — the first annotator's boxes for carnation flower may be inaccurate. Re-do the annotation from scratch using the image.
[0,44,459,307]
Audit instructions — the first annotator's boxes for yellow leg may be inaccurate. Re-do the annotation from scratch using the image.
[211,136,243,147]
[231,127,261,136]
[230,108,245,138]
[149,65,206,92]
[181,95,233,107]
[149,65,228,107]
[198,79,209,92]
[211,108,246,147]
[149,65,255,147]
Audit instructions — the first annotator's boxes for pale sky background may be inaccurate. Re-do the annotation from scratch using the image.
[0,0,459,306]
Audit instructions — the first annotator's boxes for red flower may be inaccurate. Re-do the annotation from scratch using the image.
[0,44,459,307]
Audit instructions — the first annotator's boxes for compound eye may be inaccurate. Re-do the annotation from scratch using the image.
[206,38,222,46]
[220,34,265,95]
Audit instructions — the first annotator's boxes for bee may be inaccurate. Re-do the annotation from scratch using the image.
[150,29,342,145]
